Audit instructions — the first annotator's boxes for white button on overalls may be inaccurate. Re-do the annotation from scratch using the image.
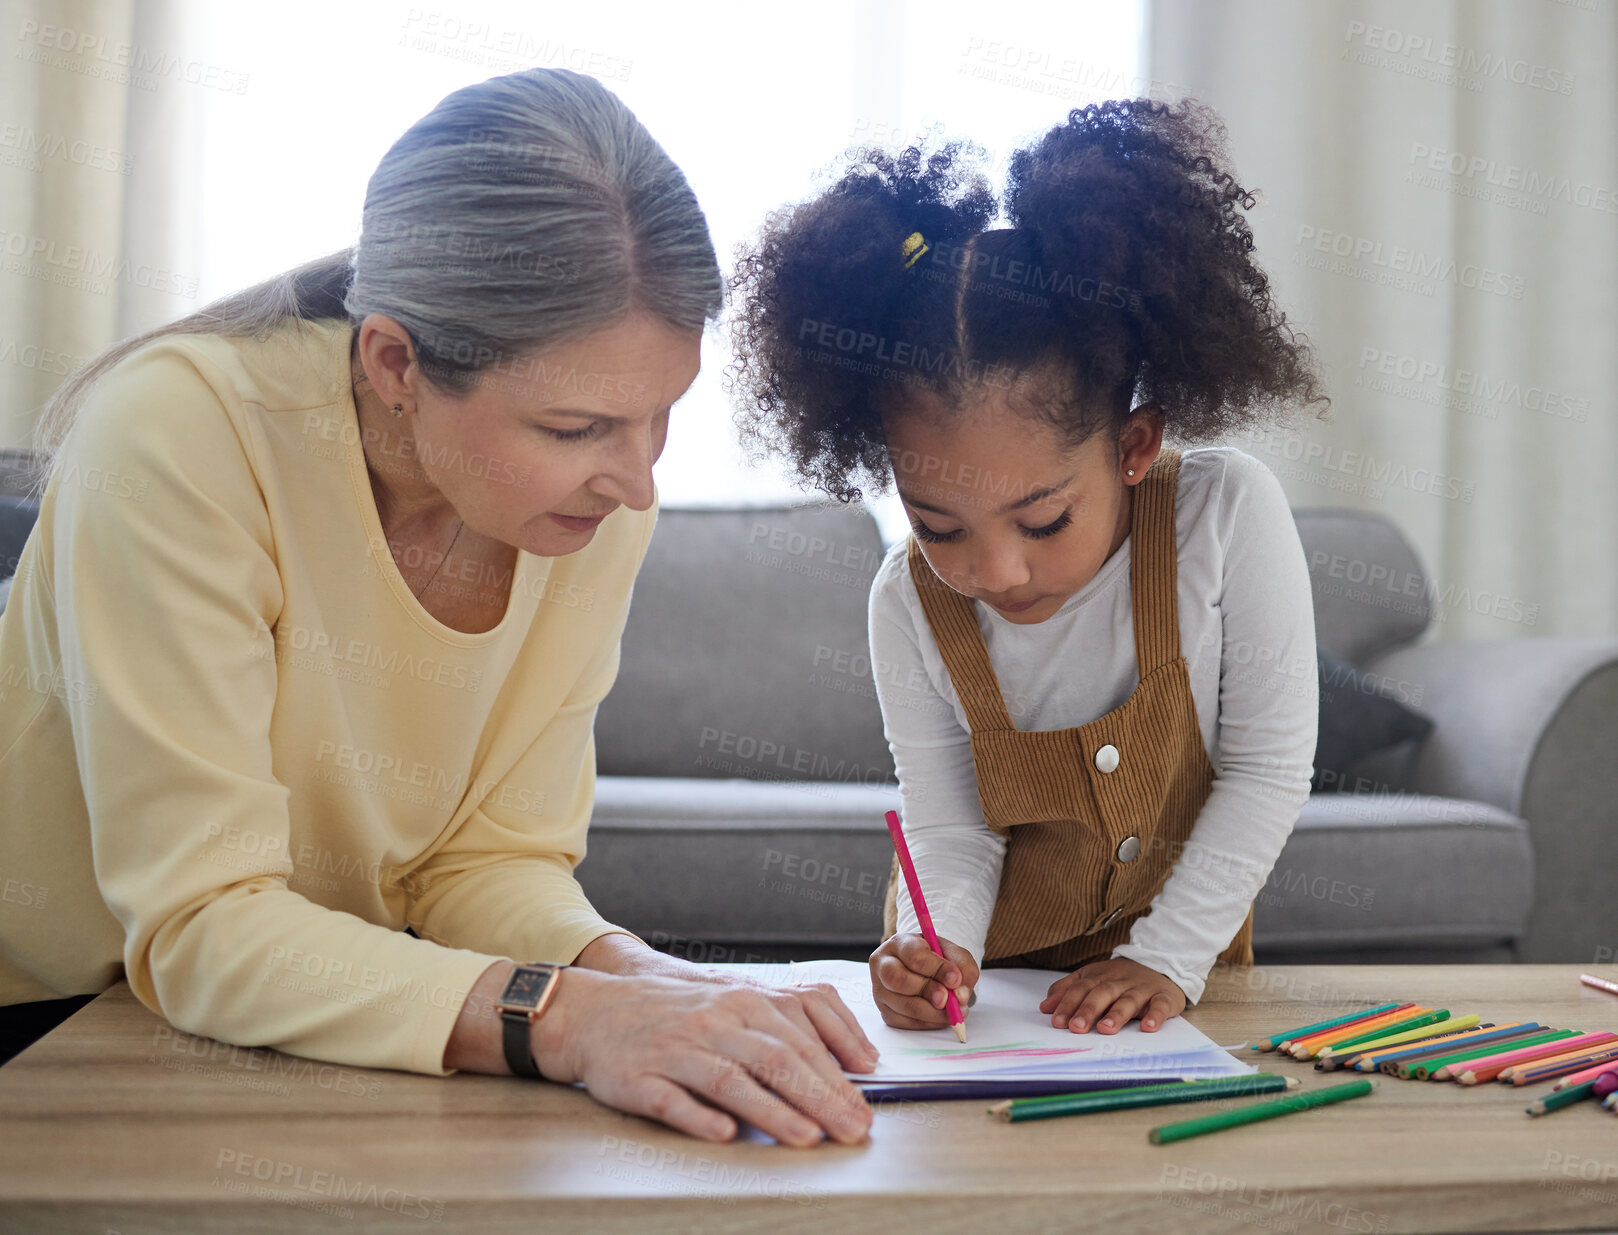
[1116,835,1141,863]
[1094,743,1120,773]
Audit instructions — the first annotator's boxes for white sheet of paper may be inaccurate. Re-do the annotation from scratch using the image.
[709,959,1255,1083]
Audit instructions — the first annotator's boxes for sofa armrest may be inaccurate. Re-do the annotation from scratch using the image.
[1365,637,1618,962]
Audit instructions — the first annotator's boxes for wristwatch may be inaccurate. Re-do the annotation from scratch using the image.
[494,962,565,1079]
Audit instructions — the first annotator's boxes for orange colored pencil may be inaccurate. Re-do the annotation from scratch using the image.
[1510,1042,1618,1087]
[1289,1007,1430,1058]
[1347,1022,1520,1072]
[1456,1032,1615,1085]
[1500,1035,1618,1081]
[1275,1003,1416,1053]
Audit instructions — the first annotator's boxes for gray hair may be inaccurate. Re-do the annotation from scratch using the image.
[27,67,721,497]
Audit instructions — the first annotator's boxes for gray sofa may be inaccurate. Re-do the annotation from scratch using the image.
[3,481,1612,966]
[585,502,1618,967]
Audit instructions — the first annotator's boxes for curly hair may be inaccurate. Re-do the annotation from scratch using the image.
[726,98,1328,503]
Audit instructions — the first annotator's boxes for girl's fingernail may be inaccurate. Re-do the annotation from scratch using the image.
[1143,1020,1156,1030]
[1053,1015,1067,1027]
[1101,1018,1114,1028]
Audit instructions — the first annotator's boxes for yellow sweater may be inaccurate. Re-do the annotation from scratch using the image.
[0,316,650,1074]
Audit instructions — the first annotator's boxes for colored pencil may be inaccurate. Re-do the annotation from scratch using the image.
[1277,1003,1417,1053]
[1605,1091,1618,1110]
[1362,1023,1526,1074]
[1390,1025,1546,1077]
[1288,1007,1431,1058]
[1528,1081,1599,1116]
[1500,1036,1618,1081]
[1317,1013,1474,1068]
[1427,1030,1578,1081]
[1332,1020,1496,1073]
[883,809,965,1043]
[1595,1071,1618,1098]
[993,1075,1258,1109]
[1552,1061,1618,1092]
[1251,1003,1406,1052]
[991,1074,1298,1121]
[1510,1042,1618,1087]
[862,1078,1172,1103]
[1323,1023,1482,1075]
[1295,1008,1440,1059]
[1148,1079,1374,1144]
[1580,973,1618,997]
[1456,1033,1614,1085]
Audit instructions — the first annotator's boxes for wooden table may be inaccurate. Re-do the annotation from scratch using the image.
[2,965,1617,1233]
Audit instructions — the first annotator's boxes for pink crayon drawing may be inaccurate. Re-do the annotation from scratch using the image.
[899,1041,1096,1062]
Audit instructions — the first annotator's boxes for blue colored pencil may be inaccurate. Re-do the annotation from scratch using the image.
[1359,1023,1540,1072]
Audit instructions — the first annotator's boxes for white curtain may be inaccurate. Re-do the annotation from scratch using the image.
[0,0,201,454]
[1147,0,1618,640]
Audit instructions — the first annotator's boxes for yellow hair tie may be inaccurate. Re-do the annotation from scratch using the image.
[901,231,929,268]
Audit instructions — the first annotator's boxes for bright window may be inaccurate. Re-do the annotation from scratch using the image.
[190,0,1142,536]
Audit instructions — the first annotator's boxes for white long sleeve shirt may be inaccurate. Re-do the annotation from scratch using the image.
[872,446,1317,1004]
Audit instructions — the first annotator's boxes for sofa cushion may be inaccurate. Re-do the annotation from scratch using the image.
[593,504,893,782]
[580,776,900,952]
[1313,649,1434,791]
[1253,792,1532,953]
[0,496,40,580]
[581,777,1533,959]
[1293,507,1432,665]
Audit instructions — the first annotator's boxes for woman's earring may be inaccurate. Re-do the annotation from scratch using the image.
[390,404,403,417]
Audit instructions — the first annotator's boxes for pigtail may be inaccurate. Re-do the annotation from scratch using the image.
[1005,98,1327,437]
[728,142,995,501]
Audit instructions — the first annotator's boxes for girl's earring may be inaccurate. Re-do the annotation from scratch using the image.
[390,404,403,417]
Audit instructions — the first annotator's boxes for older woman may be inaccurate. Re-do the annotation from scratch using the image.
[0,68,874,1147]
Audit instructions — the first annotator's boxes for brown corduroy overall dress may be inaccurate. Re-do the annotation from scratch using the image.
[882,449,1255,972]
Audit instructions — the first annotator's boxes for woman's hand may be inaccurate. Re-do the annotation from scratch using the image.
[531,967,875,1146]
[572,933,878,1074]
[1039,957,1186,1033]
[868,933,978,1030]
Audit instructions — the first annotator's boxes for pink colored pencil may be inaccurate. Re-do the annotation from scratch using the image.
[1553,1061,1618,1091]
[1456,1032,1616,1085]
[884,809,966,1043]
[1580,973,1618,997]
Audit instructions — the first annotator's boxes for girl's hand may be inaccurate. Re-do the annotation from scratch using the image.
[1039,957,1186,1033]
[868,933,979,1030]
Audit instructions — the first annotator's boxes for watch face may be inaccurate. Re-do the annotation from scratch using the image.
[501,966,554,1010]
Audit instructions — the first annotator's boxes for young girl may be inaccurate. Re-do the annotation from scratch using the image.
[729,100,1325,1037]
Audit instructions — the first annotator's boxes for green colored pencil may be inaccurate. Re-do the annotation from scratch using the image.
[1308,1010,1450,1057]
[1250,1003,1403,1051]
[1319,1015,1482,1071]
[1419,1030,1580,1081]
[1528,1081,1598,1116]
[992,1074,1264,1110]
[1376,1024,1543,1075]
[993,1074,1297,1122]
[1402,1028,1570,1079]
[1148,1079,1374,1144]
